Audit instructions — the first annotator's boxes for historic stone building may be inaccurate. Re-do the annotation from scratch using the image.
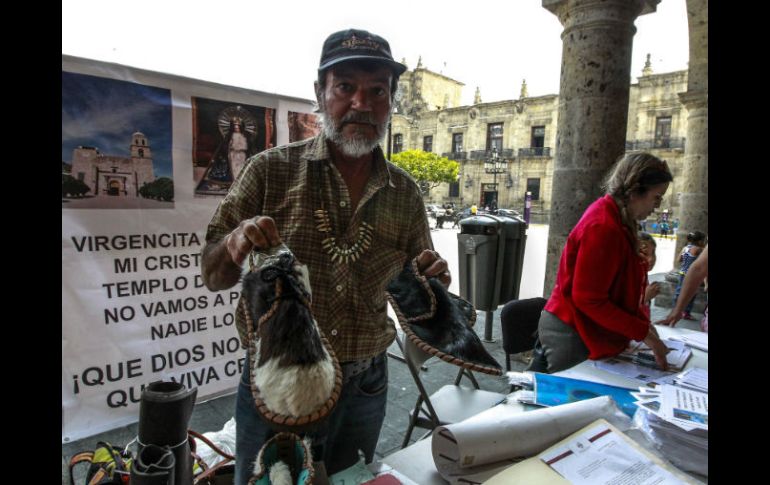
[390,59,688,223]
[70,132,156,198]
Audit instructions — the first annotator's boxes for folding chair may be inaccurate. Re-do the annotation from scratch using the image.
[499,297,547,371]
[397,333,506,448]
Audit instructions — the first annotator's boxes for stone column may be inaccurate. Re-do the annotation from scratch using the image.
[674,0,708,261]
[541,0,660,297]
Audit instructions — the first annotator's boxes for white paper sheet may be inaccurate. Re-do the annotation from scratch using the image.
[539,421,688,485]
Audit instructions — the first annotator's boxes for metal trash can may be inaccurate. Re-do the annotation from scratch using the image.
[457,214,528,341]
[458,216,500,312]
[496,214,528,304]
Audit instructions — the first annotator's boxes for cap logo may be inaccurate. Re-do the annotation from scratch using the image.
[341,34,380,51]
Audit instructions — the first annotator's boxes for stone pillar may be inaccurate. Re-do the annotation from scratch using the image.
[673,0,708,262]
[542,0,661,296]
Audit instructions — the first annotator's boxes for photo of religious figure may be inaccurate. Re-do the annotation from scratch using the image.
[193,98,275,196]
[288,111,320,142]
[62,71,174,209]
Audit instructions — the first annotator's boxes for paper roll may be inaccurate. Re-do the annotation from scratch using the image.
[431,395,631,482]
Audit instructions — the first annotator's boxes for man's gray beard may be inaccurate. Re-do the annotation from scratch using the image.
[320,112,389,158]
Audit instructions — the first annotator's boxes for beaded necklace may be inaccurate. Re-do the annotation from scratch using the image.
[313,161,374,264]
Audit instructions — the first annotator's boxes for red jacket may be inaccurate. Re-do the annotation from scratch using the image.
[545,195,649,359]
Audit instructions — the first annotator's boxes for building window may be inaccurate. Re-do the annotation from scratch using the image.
[527,178,541,201]
[77,172,85,182]
[531,126,545,154]
[655,116,672,148]
[393,134,403,154]
[448,182,460,197]
[138,148,144,157]
[452,133,463,153]
[486,123,503,152]
[423,135,433,153]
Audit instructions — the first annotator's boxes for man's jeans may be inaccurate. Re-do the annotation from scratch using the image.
[234,352,388,485]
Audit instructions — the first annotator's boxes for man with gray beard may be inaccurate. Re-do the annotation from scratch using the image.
[201,28,451,483]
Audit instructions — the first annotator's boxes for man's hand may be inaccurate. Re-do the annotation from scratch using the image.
[416,249,451,288]
[201,216,282,291]
[225,216,282,266]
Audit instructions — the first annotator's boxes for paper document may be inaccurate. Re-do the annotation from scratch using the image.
[593,358,678,385]
[633,384,707,432]
[661,384,708,430]
[484,419,700,485]
[539,421,689,485]
[674,367,708,393]
[668,332,708,352]
[620,339,692,370]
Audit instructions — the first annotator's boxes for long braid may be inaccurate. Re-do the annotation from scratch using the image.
[604,152,673,252]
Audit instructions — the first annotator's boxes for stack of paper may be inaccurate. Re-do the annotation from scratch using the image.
[632,384,708,477]
[668,332,708,352]
[674,367,708,393]
[483,419,700,484]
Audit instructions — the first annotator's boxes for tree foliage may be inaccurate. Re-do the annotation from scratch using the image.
[390,149,459,193]
[62,174,91,198]
[139,177,174,202]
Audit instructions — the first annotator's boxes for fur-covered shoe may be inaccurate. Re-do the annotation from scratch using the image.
[249,432,314,485]
[386,257,502,375]
[241,245,342,430]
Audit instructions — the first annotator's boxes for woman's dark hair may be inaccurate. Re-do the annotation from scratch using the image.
[638,231,657,248]
[604,152,673,250]
[687,231,707,244]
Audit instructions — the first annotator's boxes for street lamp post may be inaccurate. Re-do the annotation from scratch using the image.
[480,146,508,342]
[484,146,508,212]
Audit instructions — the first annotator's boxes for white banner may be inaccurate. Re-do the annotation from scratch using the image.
[61,55,317,443]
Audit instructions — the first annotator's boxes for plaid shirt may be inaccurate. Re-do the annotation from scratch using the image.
[205,134,433,362]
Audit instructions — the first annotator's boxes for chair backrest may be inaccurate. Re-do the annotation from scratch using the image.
[402,334,434,371]
[500,297,547,355]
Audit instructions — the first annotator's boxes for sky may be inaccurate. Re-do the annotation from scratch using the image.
[62,0,689,107]
[61,71,174,178]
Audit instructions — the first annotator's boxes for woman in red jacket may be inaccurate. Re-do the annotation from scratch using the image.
[535,153,673,373]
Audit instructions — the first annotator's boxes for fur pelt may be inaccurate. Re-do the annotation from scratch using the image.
[268,461,292,485]
[387,262,502,371]
[242,250,335,417]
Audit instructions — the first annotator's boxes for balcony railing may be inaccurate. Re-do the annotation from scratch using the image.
[469,148,515,160]
[518,147,551,157]
[441,151,467,161]
[625,138,686,151]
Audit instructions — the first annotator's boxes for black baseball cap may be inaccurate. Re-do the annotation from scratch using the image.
[318,28,407,76]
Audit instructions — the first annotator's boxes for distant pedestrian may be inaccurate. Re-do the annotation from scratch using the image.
[673,231,707,320]
[659,220,670,237]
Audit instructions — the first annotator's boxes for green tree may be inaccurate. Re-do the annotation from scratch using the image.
[62,174,90,198]
[390,149,459,194]
[139,177,174,202]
